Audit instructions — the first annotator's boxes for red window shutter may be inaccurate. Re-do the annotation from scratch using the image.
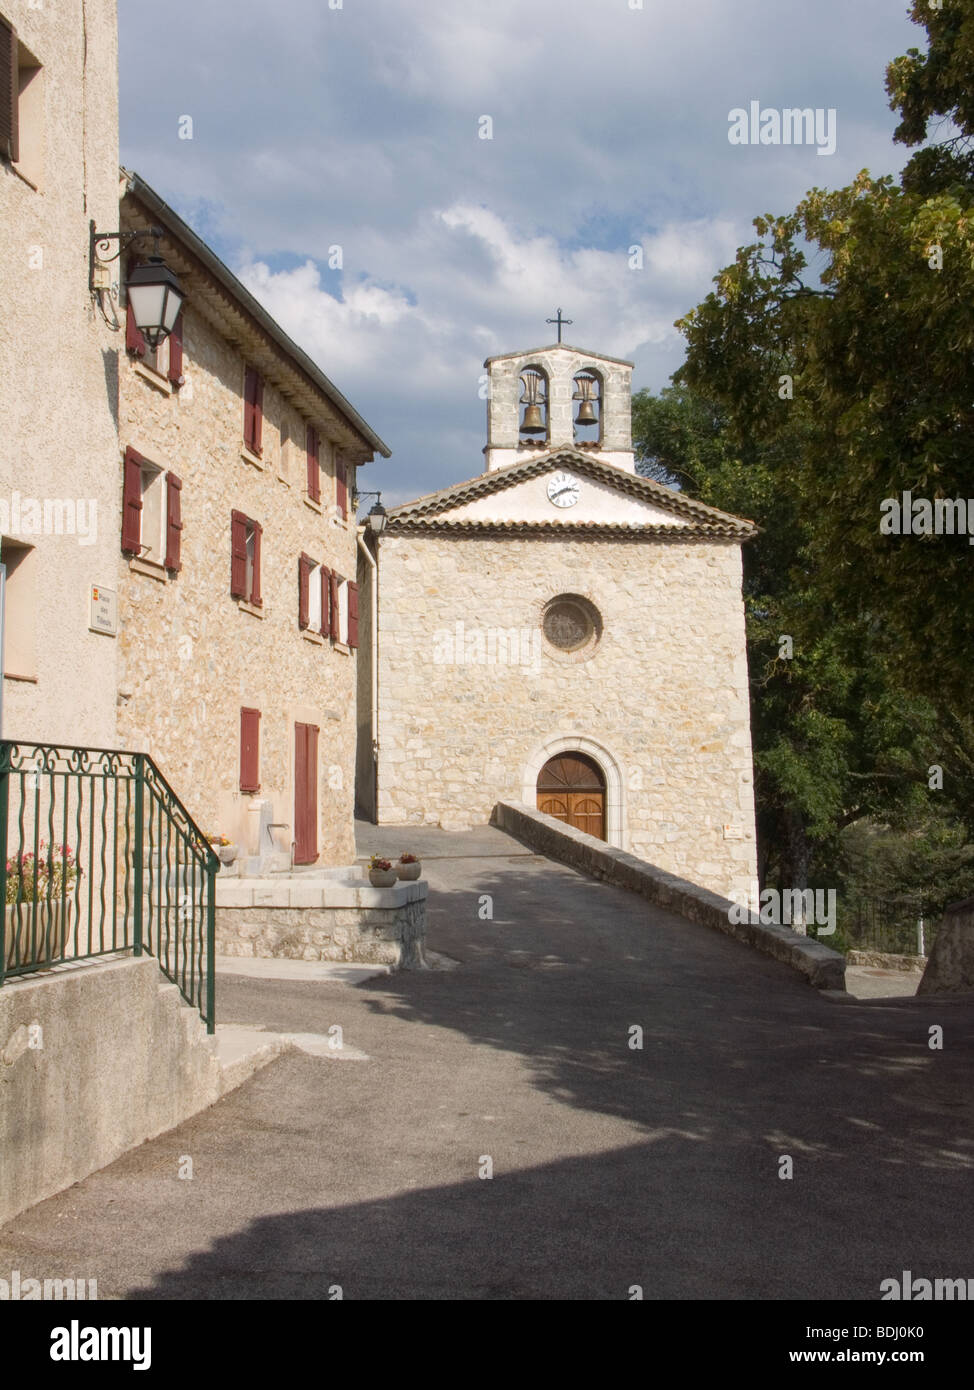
[165,472,183,571]
[167,311,184,385]
[298,553,314,629]
[0,16,19,165]
[329,571,340,640]
[126,300,147,358]
[306,427,320,502]
[121,447,144,555]
[243,367,263,454]
[230,510,248,598]
[240,708,261,793]
[251,520,263,606]
[348,581,359,649]
[335,455,348,518]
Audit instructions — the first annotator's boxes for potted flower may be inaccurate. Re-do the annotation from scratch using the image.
[368,855,398,888]
[207,833,238,866]
[4,841,79,970]
[397,852,422,881]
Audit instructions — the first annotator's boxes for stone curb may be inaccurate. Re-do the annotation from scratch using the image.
[491,801,846,992]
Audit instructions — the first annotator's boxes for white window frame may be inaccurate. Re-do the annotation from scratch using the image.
[308,562,323,632]
[245,524,257,600]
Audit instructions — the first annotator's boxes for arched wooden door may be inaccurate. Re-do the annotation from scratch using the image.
[537,752,606,840]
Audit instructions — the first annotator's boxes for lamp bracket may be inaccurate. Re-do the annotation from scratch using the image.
[89,220,165,294]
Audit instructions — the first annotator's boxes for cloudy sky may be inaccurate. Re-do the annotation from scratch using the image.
[119,0,921,505]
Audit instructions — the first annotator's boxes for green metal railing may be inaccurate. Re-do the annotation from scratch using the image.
[0,741,218,1032]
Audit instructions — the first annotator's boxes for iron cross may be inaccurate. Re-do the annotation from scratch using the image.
[546,308,573,343]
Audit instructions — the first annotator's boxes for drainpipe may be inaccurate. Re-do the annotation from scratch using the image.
[357,531,379,820]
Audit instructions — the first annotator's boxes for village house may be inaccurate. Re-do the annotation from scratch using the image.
[0,0,121,746]
[116,171,390,867]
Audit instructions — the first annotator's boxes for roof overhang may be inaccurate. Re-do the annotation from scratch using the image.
[120,169,392,463]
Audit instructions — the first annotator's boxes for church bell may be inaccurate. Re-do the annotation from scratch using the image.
[519,370,547,434]
[573,373,599,426]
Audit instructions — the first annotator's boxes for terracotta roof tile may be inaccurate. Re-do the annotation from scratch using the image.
[385,449,758,540]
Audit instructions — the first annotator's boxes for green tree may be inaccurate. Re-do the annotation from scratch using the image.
[887,0,974,195]
[675,166,974,713]
[632,385,934,897]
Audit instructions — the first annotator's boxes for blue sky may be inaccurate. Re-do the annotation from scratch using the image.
[119,0,921,505]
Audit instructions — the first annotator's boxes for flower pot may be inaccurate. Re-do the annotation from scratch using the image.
[4,900,73,971]
[369,869,398,888]
[397,862,421,881]
[217,844,238,866]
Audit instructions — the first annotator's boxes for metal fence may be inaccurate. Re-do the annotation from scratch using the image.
[843,896,939,958]
[0,741,217,1031]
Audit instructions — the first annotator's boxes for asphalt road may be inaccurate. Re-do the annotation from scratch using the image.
[1,823,972,1300]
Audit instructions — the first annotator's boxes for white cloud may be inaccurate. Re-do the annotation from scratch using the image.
[120,0,921,499]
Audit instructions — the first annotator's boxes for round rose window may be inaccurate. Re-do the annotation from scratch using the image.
[541,595,602,659]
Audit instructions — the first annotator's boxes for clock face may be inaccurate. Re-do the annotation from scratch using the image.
[546,472,580,508]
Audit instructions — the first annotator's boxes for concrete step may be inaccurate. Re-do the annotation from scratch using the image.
[212,1024,291,1092]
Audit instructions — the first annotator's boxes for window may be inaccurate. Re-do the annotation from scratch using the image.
[121,447,182,571]
[1,539,36,680]
[278,417,291,484]
[243,367,263,456]
[230,510,262,606]
[299,556,343,640]
[309,568,359,648]
[126,295,184,388]
[298,552,320,632]
[306,426,320,503]
[240,708,261,793]
[0,17,44,188]
[541,593,602,663]
[335,452,347,519]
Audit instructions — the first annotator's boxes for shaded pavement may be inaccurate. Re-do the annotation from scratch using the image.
[1,822,972,1300]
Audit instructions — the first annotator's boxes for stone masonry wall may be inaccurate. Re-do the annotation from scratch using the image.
[116,295,360,864]
[215,900,426,969]
[1,0,120,748]
[375,531,758,903]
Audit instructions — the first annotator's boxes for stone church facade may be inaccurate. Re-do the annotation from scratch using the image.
[358,342,760,903]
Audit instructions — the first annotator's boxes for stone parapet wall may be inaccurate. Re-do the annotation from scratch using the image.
[493,801,845,991]
[215,877,427,969]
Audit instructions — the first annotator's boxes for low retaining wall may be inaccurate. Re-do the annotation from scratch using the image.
[0,956,229,1228]
[848,950,925,973]
[215,877,428,969]
[918,898,974,994]
[492,802,845,991]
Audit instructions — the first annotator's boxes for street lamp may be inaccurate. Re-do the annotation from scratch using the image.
[89,221,185,348]
[124,257,185,350]
[354,490,388,535]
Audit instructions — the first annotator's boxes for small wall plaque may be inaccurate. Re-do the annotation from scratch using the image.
[89,585,118,637]
[723,823,743,840]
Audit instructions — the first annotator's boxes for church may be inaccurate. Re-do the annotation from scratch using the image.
[356,332,760,904]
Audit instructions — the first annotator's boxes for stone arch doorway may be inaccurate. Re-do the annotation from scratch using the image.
[522,735,625,848]
[537,751,606,840]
